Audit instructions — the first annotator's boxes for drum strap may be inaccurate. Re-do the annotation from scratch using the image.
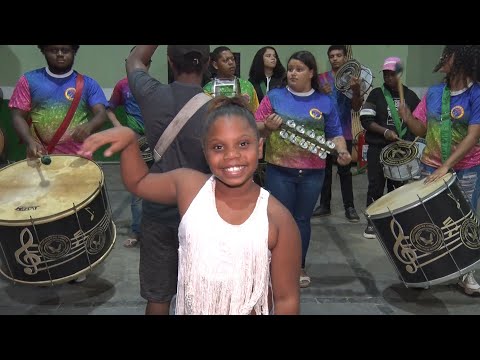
[382,85,406,139]
[440,86,452,163]
[153,92,212,162]
[33,73,85,153]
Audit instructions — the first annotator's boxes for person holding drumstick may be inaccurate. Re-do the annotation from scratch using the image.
[399,45,480,296]
[8,45,109,284]
[360,56,420,239]
[9,45,108,161]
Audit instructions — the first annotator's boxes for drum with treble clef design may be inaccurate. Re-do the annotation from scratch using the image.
[365,172,480,288]
[0,155,116,286]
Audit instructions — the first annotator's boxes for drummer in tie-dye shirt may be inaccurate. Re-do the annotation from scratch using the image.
[255,51,351,289]
[9,45,108,159]
[399,45,480,296]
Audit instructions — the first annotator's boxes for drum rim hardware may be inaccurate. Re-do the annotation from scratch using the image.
[365,172,455,220]
[334,59,374,99]
[0,155,104,226]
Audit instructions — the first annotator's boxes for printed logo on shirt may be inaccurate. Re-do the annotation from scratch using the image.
[451,105,465,120]
[386,99,401,126]
[309,108,323,120]
[64,87,76,101]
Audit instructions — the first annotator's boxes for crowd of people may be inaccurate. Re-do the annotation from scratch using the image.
[3,44,480,314]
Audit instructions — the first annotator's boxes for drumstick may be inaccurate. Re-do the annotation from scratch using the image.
[34,162,50,187]
[395,62,405,105]
[407,136,420,149]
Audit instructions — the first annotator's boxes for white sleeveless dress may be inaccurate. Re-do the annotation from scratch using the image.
[175,176,271,315]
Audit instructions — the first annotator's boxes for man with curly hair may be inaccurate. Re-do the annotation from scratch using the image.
[399,45,480,295]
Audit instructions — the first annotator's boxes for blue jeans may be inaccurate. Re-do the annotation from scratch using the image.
[265,164,325,268]
[421,164,480,211]
[131,193,142,237]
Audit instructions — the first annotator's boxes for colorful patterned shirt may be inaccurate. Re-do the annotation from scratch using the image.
[109,77,145,134]
[204,77,259,113]
[412,83,480,170]
[9,68,108,155]
[255,87,342,169]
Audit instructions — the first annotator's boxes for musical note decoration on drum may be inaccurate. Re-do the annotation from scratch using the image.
[334,59,374,99]
[211,77,241,98]
[278,119,337,159]
[365,172,480,289]
[0,155,116,286]
[380,141,422,181]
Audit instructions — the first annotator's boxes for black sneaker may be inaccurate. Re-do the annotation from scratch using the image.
[312,205,331,217]
[363,224,376,239]
[345,207,360,222]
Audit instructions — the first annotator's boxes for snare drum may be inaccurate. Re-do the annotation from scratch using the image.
[365,172,480,288]
[380,141,421,181]
[0,155,116,286]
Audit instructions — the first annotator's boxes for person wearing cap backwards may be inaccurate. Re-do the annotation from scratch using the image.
[399,45,480,296]
[125,45,212,315]
[360,56,420,239]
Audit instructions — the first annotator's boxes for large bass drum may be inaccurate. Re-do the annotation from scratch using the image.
[0,155,116,286]
[365,172,480,288]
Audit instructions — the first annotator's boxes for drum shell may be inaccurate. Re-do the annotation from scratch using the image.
[0,156,116,285]
[382,157,421,181]
[367,176,480,287]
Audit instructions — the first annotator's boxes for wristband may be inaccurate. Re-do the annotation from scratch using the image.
[384,128,390,138]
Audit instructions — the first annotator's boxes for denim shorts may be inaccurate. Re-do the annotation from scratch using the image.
[139,216,180,303]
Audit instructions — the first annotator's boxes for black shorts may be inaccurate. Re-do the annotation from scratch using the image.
[139,216,179,303]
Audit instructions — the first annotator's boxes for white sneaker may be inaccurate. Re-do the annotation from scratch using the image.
[458,271,480,295]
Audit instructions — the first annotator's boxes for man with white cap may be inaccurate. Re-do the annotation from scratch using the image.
[360,56,420,238]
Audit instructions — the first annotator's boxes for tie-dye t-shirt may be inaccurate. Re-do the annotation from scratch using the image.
[319,71,353,140]
[9,68,108,154]
[255,87,342,169]
[109,77,145,134]
[204,77,259,112]
[412,83,480,170]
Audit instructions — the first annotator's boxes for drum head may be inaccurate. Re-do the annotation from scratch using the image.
[335,60,374,99]
[380,141,419,166]
[365,172,455,218]
[0,155,103,225]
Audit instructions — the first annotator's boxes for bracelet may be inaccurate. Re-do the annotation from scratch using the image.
[383,128,390,137]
